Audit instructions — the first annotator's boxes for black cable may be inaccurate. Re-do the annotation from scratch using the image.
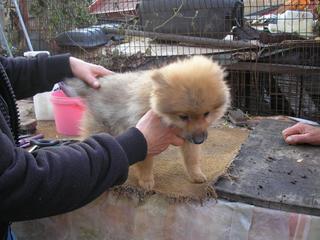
[0,62,21,145]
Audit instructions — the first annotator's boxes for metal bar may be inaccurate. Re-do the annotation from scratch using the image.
[226,62,320,75]
[12,0,33,51]
[102,26,263,49]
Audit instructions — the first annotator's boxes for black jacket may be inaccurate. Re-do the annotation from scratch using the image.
[0,54,147,223]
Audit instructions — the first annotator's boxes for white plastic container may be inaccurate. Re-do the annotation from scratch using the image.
[33,92,55,120]
[33,82,60,120]
[268,10,314,37]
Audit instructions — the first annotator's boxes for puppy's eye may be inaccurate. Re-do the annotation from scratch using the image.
[179,115,189,121]
[204,112,210,117]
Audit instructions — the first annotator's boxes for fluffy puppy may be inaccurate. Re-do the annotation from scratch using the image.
[67,56,230,190]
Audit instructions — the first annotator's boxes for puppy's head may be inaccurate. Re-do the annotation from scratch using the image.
[150,56,230,144]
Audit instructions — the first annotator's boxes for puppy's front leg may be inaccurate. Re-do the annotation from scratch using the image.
[132,156,155,190]
[181,142,207,183]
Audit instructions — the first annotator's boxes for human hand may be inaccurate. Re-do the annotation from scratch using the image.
[136,110,185,156]
[282,122,320,145]
[69,56,112,89]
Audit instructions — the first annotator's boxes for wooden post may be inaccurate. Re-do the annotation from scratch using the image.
[19,0,29,28]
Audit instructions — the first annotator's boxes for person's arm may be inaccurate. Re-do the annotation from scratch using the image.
[0,110,184,222]
[0,127,147,222]
[0,53,73,99]
[0,54,112,99]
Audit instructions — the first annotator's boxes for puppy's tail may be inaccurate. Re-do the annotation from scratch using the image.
[63,78,92,97]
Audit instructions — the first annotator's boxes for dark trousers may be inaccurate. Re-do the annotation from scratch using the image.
[0,222,8,240]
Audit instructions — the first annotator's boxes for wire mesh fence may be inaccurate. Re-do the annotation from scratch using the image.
[1,0,320,120]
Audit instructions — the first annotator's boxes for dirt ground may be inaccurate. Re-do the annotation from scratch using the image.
[17,99,35,120]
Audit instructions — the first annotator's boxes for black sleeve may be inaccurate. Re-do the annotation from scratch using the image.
[0,127,147,222]
[0,54,73,99]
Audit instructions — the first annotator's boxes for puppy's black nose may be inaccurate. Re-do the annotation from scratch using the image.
[191,132,208,144]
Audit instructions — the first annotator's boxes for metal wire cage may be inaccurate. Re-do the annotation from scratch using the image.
[226,41,320,120]
[1,0,320,120]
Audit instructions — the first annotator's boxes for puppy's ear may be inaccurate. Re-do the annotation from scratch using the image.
[64,77,91,97]
[221,67,228,79]
[151,70,169,88]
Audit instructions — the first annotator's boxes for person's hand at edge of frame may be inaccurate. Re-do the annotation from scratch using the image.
[282,122,320,145]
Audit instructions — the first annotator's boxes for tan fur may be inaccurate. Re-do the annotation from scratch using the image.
[67,56,230,190]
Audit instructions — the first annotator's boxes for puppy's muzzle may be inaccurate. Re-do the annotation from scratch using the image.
[187,131,208,144]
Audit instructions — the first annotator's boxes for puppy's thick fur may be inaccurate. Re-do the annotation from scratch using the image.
[67,56,230,190]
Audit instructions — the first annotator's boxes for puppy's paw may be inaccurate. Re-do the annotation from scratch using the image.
[138,177,155,191]
[190,171,207,183]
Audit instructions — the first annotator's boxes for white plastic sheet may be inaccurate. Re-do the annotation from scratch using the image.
[13,191,320,240]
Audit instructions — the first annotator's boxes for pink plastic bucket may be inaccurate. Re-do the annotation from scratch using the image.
[50,90,85,136]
